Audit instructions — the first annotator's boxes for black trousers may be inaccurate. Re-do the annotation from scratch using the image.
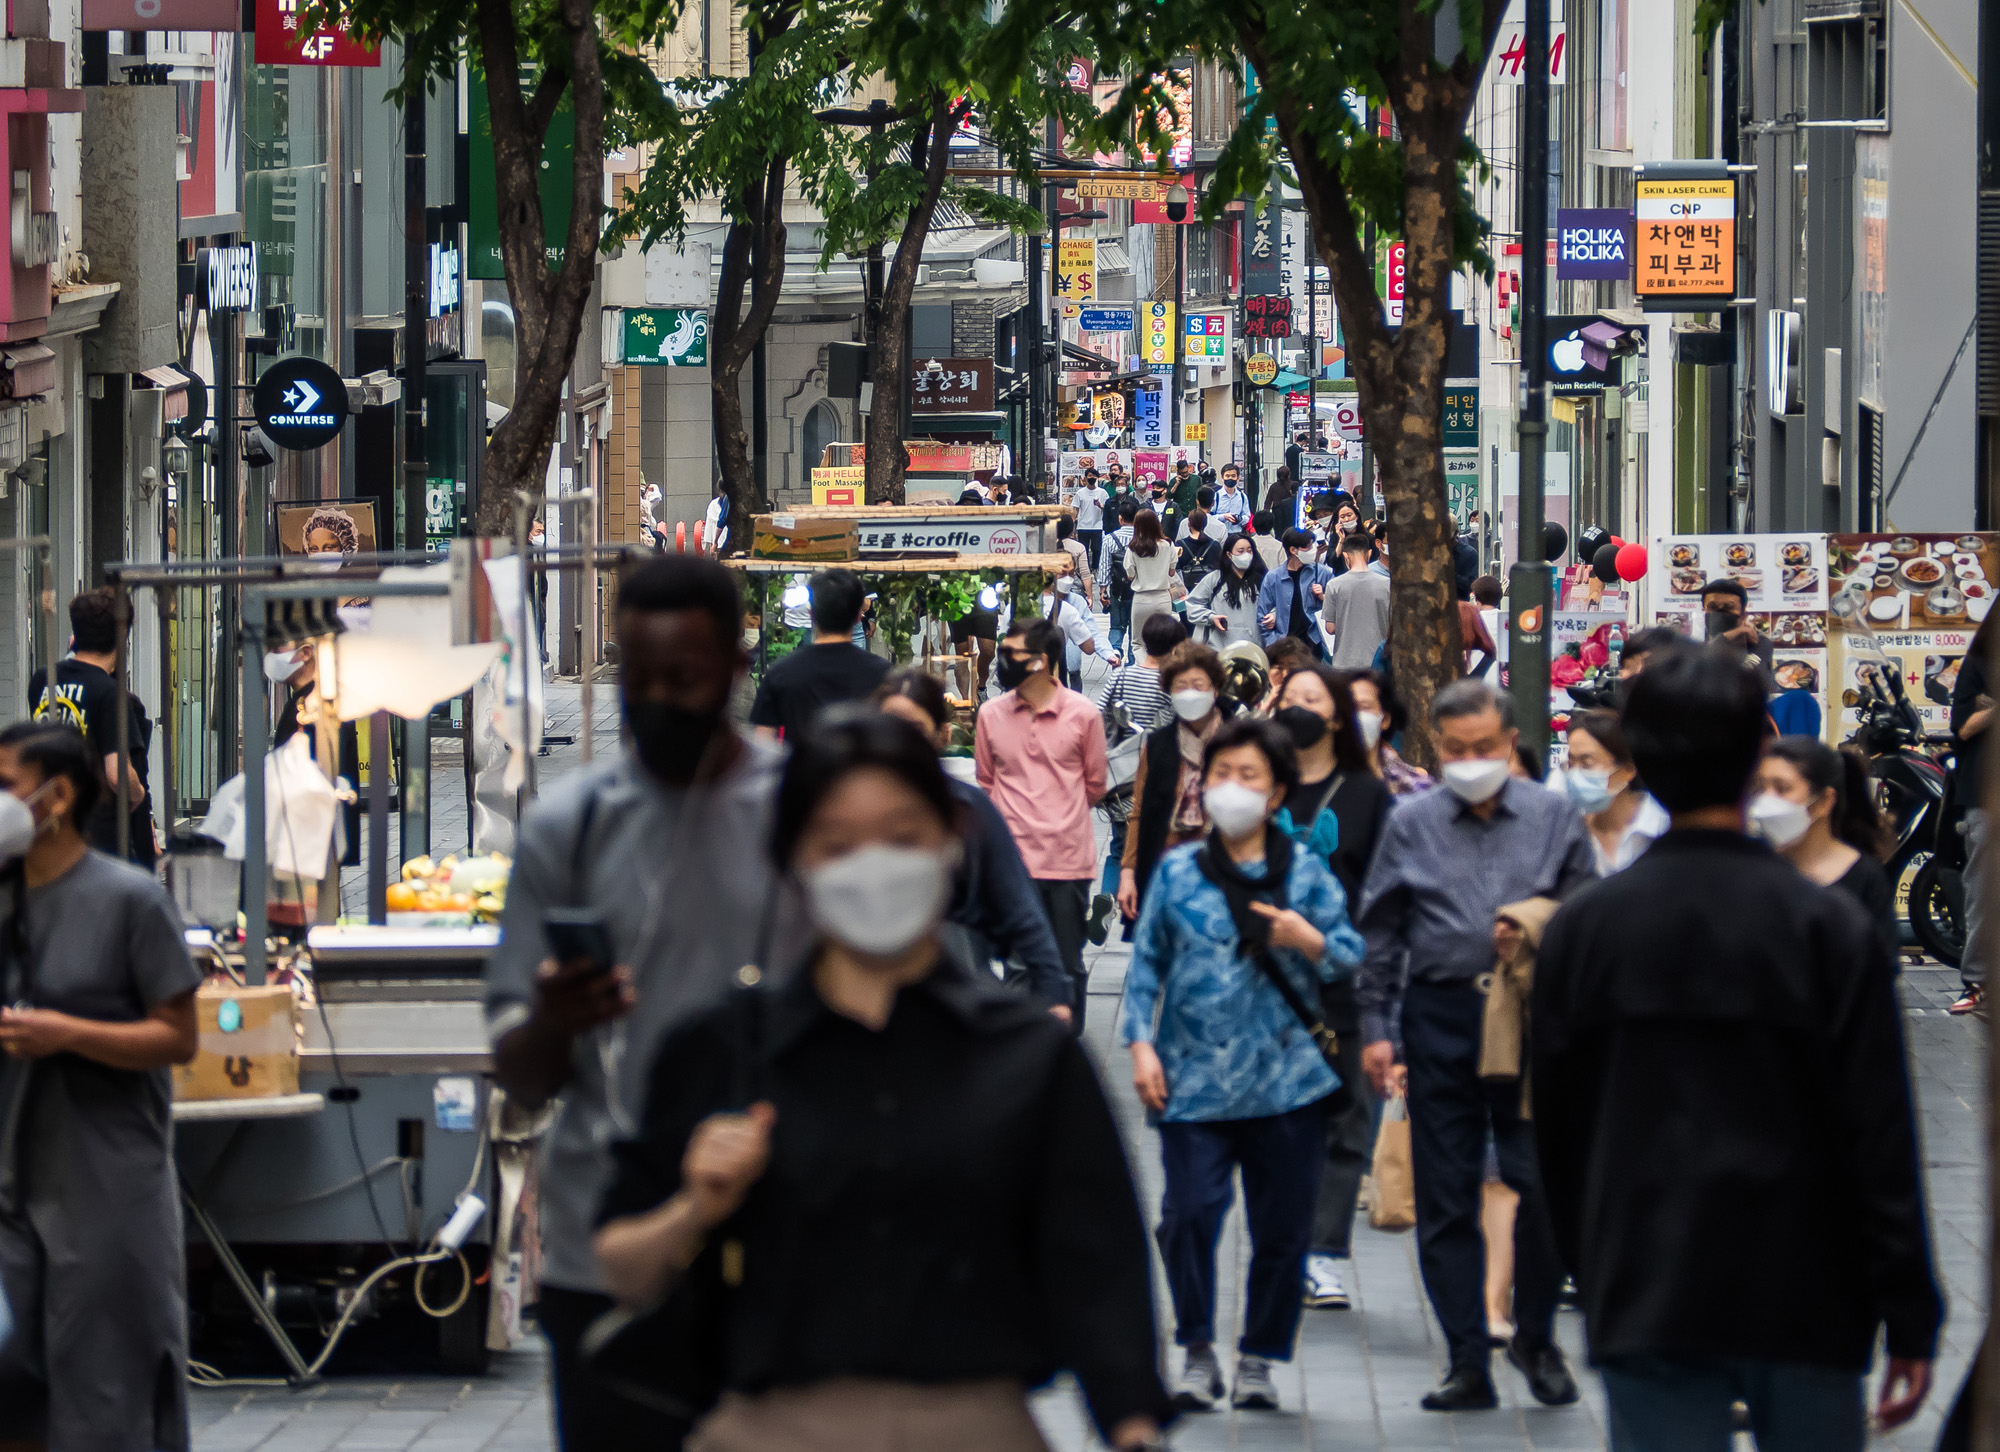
[1402,980,1563,1373]
[537,1285,690,1452]
[1311,979,1377,1256]
[1079,528,1103,571]
[1034,878,1092,1032]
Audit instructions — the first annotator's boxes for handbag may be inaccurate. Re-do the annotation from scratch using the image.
[1247,948,1352,1117]
[1368,1093,1417,1231]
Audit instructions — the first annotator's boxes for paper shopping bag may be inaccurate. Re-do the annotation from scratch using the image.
[1368,1092,1417,1232]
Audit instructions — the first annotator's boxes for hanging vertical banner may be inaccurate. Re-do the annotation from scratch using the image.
[1375,239,1406,326]
[1142,301,1176,367]
[1134,382,1165,447]
[1634,163,1736,309]
[254,0,380,65]
[468,66,575,279]
[1243,202,1282,295]
[1183,311,1229,362]
[1054,238,1097,301]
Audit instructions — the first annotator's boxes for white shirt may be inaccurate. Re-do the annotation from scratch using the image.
[1213,485,1250,526]
[1074,486,1108,530]
[1582,791,1670,875]
[1174,516,1230,545]
[703,496,728,553]
[1038,589,1111,672]
[1123,544,1176,594]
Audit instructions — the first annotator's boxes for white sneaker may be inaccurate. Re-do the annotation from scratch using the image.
[1232,1353,1279,1410]
[1174,1349,1223,1411]
[1303,1253,1351,1308]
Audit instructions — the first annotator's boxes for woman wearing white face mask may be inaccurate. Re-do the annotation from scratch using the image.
[0,722,201,1452]
[1343,670,1432,796]
[1559,711,1668,874]
[595,711,1172,1452]
[1118,644,1240,925]
[1121,716,1365,1414]
[1183,531,1265,650]
[1752,736,1895,942]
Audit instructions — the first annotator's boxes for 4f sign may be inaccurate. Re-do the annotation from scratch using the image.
[255,0,381,66]
[1495,22,1567,84]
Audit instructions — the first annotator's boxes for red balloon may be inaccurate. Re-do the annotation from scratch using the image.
[1614,542,1648,582]
[1609,536,1625,548]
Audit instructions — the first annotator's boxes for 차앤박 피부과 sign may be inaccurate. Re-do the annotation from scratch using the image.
[1634,163,1735,309]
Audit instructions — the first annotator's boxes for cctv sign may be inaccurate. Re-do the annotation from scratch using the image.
[255,0,381,66]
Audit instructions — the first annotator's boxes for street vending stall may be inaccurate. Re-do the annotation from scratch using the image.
[103,541,634,1384]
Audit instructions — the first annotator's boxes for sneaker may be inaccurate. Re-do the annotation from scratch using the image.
[1232,1354,1278,1410]
[1086,892,1116,947]
[1174,1349,1223,1411]
[1951,985,1986,1016]
[1303,1253,1351,1308]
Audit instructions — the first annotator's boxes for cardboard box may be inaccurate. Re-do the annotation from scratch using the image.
[173,983,301,1101]
[750,513,859,562]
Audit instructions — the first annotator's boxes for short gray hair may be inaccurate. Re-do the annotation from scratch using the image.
[1430,678,1516,730]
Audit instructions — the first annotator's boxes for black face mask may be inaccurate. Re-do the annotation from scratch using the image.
[994,654,1037,692]
[624,698,724,783]
[1274,706,1330,750]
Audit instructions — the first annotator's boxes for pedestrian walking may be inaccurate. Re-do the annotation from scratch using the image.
[1121,716,1365,1413]
[749,568,889,742]
[1184,533,1266,651]
[1345,670,1431,795]
[1056,517,1098,609]
[1105,498,1140,654]
[486,556,790,1452]
[1174,489,1230,546]
[28,587,157,868]
[1320,532,1391,669]
[1117,643,1241,923]
[1268,665,1391,1311]
[0,721,200,1452]
[1074,470,1109,571]
[1256,637,1317,714]
[1533,649,1942,1451]
[977,617,1110,1028]
[1355,679,1594,1411]
[1092,614,1187,943]
[1257,530,1335,656]
[873,670,1070,1016]
[1176,510,1221,590]
[1558,710,1668,874]
[1213,467,1250,531]
[1752,735,1895,941]
[1124,509,1177,647]
[1036,564,1118,691]
[1949,609,1992,1014]
[594,711,1173,1452]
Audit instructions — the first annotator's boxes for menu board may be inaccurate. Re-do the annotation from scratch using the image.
[1827,532,1999,632]
[1651,532,1830,618]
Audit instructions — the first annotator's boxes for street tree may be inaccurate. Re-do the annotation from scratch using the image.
[343,0,671,535]
[607,0,871,539]
[1086,1,1506,763]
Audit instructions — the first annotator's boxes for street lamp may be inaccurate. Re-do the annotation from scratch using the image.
[1165,180,1193,447]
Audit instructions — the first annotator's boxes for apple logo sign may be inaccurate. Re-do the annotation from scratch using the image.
[1551,331,1587,373]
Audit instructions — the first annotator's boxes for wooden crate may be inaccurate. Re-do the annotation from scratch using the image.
[750,513,861,562]
[173,983,301,1101]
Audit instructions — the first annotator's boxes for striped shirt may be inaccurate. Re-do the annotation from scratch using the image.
[1096,661,1170,739]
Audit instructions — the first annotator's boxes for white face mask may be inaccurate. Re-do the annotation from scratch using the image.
[1230,550,1253,569]
[1171,689,1216,723]
[1442,757,1511,805]
[1054,574,1075,596]
[1563,766,1618,815]
[800,844,957,957]
[1355,711,1384,750]
[264,650,302,683]
[1203,780,1272,838]
[0,790,34,862]
[1748,792,1814,849]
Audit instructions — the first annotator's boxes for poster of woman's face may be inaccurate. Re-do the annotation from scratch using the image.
[277,501,378,560]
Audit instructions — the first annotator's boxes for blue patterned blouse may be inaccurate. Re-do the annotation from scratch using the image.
[1119,842,1366,1123]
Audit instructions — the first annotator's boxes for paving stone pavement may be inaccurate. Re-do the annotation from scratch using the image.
[204,668,1989,1450]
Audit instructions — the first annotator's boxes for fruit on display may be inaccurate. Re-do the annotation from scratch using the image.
[393,852,511,921]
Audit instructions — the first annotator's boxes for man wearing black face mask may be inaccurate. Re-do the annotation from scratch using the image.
[484,557,793,1452]
[1699,578,1776,693]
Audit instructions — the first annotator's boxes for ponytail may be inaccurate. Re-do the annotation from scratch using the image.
[1766,735,1887,858]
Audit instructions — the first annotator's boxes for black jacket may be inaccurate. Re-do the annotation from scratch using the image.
[1532,830,1942,1372]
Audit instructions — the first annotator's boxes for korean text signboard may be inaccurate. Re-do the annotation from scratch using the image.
[911,359,994,413]
[1184,312,1228,361]
[469,67,573,279]
[1635,165,1735,309]
[1079,307,1133,334]
[1243,204,1282,295]
[1556,209,1632,281]
[1443,380,1479,447]
[255,0,380,65]
[1054,238,1096,301]
[1134,383,1164,448]
[1142,302,1176,367]
[1376,240,1406,326]
[624,308,709,366]
[1245,353,1278,386]
[1242,295,1292,339]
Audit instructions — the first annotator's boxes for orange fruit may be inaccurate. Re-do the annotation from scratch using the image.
[385,883,416,911]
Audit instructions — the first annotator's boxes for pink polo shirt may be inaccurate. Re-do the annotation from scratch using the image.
[975,684,1108,882]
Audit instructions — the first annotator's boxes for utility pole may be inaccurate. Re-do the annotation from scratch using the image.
[1027,177,1045,482]
[1508,0,1552,759]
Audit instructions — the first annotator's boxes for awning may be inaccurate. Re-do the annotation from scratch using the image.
[905,412,1007,436]
[137,363,190,422]
[0,343,56,400]
[1267,370,1309,390]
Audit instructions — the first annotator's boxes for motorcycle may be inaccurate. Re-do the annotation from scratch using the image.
[1834,603,1962,962]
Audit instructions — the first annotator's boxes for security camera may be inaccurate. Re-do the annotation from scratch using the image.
[243,426,275,469]
[1165,183,1189,224]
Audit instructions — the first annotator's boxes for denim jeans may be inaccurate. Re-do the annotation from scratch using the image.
[1101,819,1127,896]
[1156,1099,1328,1359]
[1964,808,1989,988]
[1600,1356,1864,1452]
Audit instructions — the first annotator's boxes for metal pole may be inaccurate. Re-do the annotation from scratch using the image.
[1172,222,1184,448]
[1508,0,1553,761]
[580,491,597,762]
[158,587,173,845]
[367,711,389,924]
[514,494,537,801]
[401,56,431,879]
[242,597,267,986]
[1027,192,1044,485]
[113,584,131,860]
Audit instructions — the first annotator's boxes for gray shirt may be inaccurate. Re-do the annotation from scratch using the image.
[1322,567,1392,669]
[484,736,796,1292]
[1354,776,1594,1044]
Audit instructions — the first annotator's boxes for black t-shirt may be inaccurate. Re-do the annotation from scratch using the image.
[749,642,891,742]
[1286,565,1313,643]
[1834,852,1898,952]
[27,657,155,866]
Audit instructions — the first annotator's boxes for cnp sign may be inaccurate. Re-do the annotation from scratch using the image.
[205,244,258,313]
[253,356,348,451]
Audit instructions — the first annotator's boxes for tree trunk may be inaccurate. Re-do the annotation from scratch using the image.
[470,0,607,537]
[863,96,963,504]
[708,161,789,547]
